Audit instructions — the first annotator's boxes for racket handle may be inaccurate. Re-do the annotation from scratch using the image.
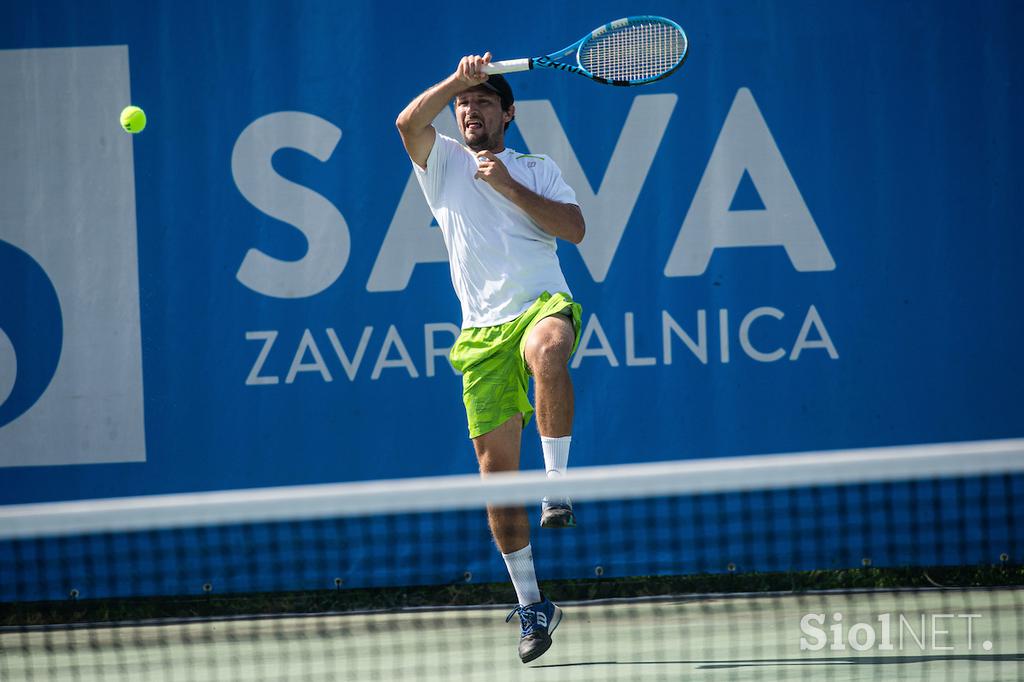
[483,59,532,74]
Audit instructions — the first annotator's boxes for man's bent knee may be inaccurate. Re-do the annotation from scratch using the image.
[526,319,574,375]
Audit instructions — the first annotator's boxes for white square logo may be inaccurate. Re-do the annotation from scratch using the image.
[0,46,145,467]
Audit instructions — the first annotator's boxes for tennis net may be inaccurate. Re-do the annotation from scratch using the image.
[1,439,1022,681]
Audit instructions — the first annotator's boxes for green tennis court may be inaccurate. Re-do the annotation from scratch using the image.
[5,589,1020,681]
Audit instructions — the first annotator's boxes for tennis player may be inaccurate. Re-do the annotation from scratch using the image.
[396,52,584,663]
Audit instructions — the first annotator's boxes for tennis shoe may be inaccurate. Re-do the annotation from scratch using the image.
[506,595,563,663]
[540,497,576,528]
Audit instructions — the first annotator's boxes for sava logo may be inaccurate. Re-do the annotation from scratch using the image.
[0,46,146,468]
[234,87,841,385]
[231,87,833,297]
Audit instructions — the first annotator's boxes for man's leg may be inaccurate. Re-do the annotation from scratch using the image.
[474,414,561,663]
[524,314,577,527]
[524,313,575,438]
[473,414,530,556]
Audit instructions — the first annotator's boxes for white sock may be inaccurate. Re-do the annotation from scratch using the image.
[502,544,541,606]
[541,436,571,478]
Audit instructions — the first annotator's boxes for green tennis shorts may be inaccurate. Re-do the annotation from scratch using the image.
[449,292,582,439]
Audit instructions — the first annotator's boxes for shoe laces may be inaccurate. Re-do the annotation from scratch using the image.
[505,604,537,636]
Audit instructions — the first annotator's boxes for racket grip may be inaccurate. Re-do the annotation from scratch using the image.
[483,59,532,74]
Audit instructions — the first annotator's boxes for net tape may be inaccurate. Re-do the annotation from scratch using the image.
[580,20,686,81]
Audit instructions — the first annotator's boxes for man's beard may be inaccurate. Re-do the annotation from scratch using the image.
[464,125,501,152]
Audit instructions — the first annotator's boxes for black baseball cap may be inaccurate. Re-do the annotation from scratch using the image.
[479,74,514,111]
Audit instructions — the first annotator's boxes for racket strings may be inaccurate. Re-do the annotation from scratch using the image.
[579,20,685,82]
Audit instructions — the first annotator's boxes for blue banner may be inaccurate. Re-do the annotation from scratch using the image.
[1,0,1022,507]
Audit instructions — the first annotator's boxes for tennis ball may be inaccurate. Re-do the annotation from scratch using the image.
[120,105,147,134]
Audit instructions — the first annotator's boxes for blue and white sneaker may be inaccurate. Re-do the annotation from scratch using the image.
[506,595,563,663]
[541,497,576,528]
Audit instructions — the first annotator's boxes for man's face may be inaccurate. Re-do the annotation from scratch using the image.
[455,87,513,152]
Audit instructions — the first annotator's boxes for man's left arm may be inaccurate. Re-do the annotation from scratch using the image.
[474,151,585,244]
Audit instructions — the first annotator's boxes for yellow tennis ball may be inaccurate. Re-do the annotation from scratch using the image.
[120,105,147,134]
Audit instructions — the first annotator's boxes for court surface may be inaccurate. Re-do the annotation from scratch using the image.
[3,589,1021,681]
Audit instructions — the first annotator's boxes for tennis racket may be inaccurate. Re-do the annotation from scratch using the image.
[482,16,687,86]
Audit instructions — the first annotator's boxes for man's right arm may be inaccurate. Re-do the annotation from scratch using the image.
[395,53,492,169]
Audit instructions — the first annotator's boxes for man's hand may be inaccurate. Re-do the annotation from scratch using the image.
[396,52,495,169]
[455,53,492,89]
[474,151,517,194]
[474,151,586,243]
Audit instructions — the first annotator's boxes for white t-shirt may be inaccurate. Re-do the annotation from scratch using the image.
[413,132,577,328]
